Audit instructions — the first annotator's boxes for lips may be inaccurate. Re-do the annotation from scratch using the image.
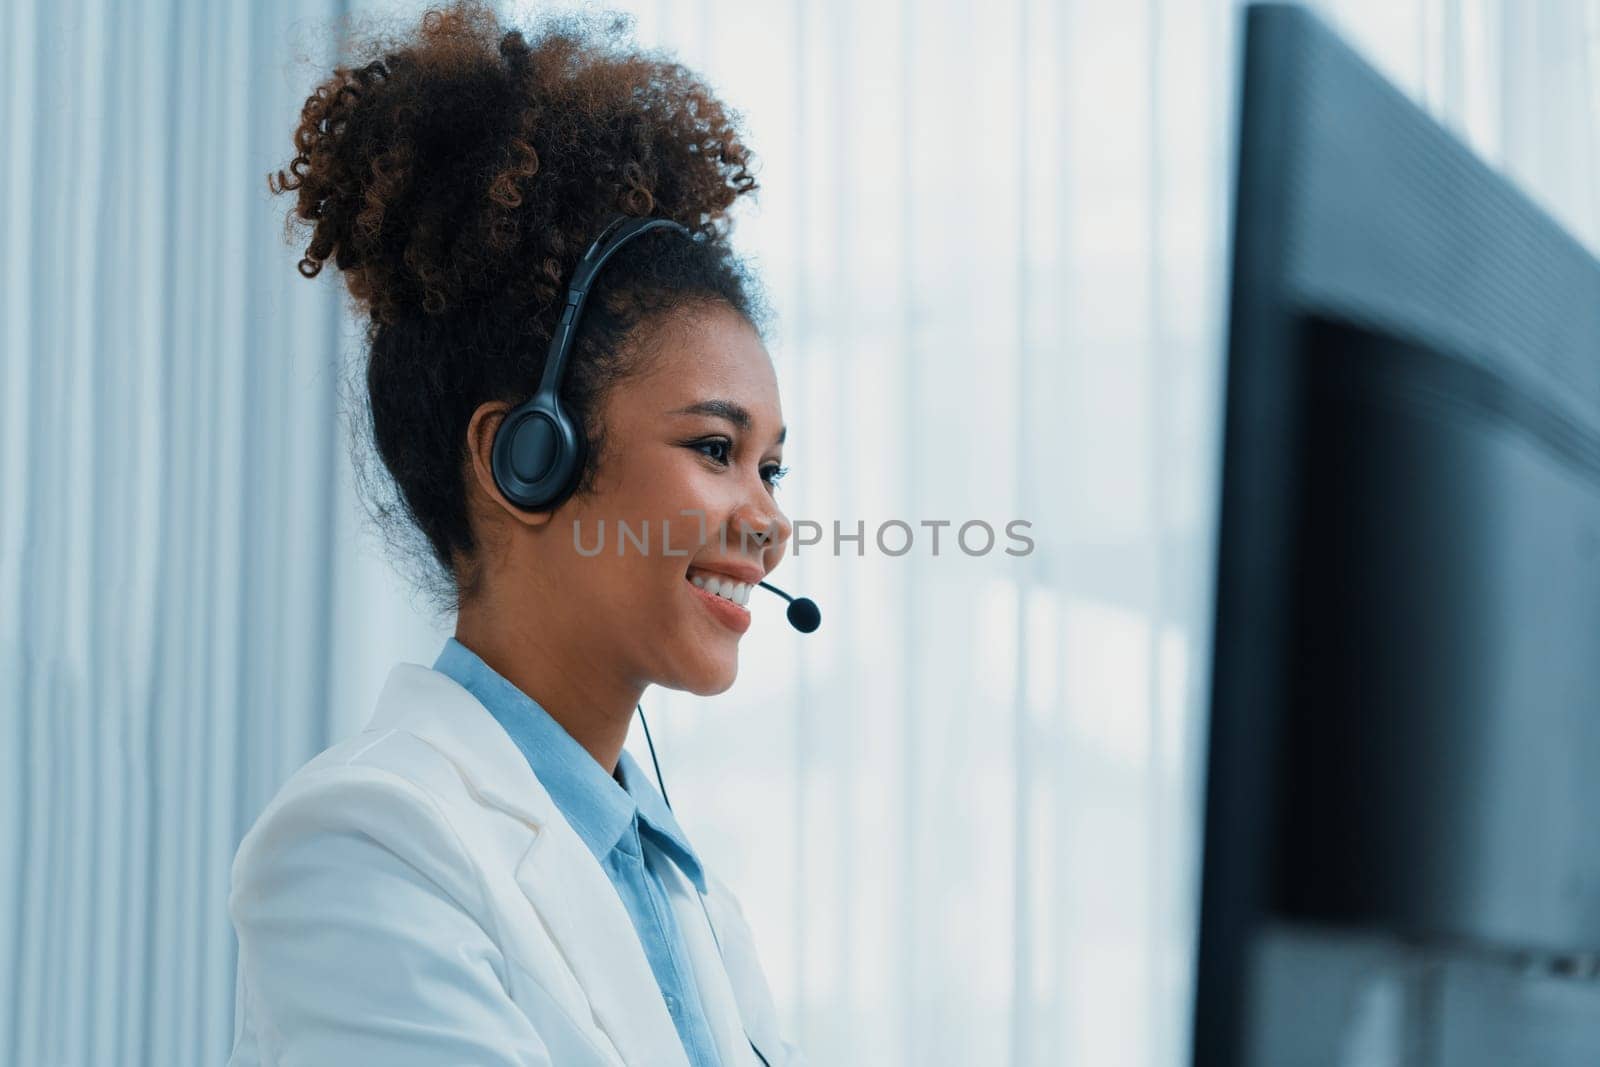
[684,560,766,586]
[686,572,752,634]
[682,560,765,635]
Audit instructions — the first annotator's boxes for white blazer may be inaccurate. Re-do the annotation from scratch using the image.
[227,660,804,1066]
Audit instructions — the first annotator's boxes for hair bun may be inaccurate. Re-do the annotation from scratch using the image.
[269,0,757,324]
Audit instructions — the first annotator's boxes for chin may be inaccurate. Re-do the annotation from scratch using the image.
[671,649,739,696]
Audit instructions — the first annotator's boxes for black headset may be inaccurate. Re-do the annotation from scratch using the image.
[491,214,692,513]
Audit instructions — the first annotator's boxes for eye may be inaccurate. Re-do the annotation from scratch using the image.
[690,437,733,465]
[689,437,787,491]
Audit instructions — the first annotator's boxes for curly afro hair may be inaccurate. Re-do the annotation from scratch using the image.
[269,0,765,613]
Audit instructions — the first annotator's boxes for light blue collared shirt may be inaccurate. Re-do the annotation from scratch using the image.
[433,637,722,1067]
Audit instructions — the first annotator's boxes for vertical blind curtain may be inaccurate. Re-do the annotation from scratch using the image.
[4,0,1598,1064]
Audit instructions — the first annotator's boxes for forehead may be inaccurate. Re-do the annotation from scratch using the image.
[628,306,781,413]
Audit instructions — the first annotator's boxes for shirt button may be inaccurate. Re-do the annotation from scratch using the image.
[664,994,679,1016]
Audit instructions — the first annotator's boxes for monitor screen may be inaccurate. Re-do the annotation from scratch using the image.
[1193,6,1600,1065]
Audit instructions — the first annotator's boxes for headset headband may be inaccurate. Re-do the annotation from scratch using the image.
[536,216,692,397]
[491,214,692,512]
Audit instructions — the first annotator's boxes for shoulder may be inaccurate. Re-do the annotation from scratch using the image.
[240,723,479,835]
[226,730,562,1066]
[279,724,480,811]
[230,727,491,914]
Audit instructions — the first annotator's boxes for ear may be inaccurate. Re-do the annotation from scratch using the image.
[465,400,556,528]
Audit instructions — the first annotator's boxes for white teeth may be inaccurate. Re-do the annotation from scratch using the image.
[688,571,751,607]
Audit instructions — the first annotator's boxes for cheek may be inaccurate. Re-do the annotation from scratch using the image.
[623,452,713,513]
[644,477,730,552]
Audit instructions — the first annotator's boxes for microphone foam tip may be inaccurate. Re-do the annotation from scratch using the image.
[786,597,821,634]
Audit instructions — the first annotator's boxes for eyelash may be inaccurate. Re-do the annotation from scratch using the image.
[691,437,789,490]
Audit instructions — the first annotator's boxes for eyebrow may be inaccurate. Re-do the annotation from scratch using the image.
[669,399,787,445]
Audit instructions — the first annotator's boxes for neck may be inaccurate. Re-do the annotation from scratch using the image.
[454,599,644,776]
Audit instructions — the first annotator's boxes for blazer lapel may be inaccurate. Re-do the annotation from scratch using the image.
[514,813,689,1067]
[366,663,690,1067]
[658,862,777,1067]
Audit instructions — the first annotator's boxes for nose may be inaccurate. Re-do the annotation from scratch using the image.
[730,489,791,564]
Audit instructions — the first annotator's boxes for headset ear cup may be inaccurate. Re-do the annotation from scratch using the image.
[490,404,537,509]
[491,394,583,511]
[539,396,584,510]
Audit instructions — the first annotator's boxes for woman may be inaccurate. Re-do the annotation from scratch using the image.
[228,4,805,1064]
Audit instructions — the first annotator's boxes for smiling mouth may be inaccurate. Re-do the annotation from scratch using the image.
[684,567,755,607]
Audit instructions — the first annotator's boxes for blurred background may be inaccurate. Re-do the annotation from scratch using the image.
[5,0,1600,1064]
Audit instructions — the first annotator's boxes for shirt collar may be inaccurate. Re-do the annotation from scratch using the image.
[614,747,707,894]
[432,637,706,894]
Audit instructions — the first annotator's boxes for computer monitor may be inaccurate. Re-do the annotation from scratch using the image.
[1193,5,1600,1065]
